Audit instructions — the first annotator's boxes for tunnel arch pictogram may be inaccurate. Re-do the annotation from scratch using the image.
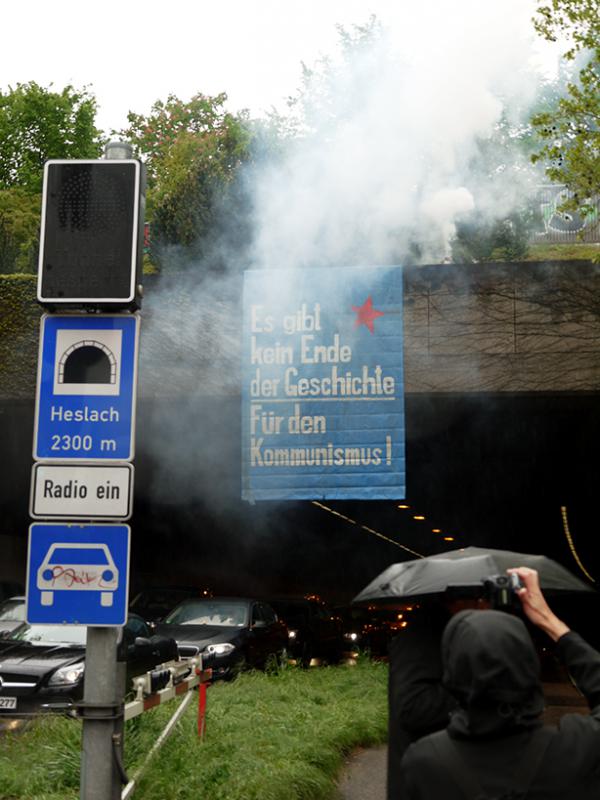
[58,340,117,385]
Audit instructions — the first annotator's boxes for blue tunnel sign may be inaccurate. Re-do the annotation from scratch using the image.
[242,266,406,501]
[33,314,140,462]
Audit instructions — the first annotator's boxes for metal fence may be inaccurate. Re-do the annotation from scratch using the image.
[533,185,600,243]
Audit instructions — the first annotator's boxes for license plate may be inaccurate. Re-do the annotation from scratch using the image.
[0,697,17,710]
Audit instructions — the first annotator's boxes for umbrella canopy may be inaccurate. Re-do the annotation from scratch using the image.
[353,546,595,604]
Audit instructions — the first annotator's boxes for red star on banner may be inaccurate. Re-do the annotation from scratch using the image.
[352,295,385,334]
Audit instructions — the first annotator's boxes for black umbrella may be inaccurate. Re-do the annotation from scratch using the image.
[353,546,595,604]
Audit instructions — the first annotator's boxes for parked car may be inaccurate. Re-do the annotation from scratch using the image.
[335,605,412,658]
[267,596,344,667]
[129,585,213,623]
[155,597,288,680]
[0,596,26,635]
[0,613,178,717]
[0,580,24,603]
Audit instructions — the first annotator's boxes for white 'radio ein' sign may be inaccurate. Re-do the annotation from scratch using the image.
[30,463,133,520]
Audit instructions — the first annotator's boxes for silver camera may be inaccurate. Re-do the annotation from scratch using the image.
[483,573,523,609]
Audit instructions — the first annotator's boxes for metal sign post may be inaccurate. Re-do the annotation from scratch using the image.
[28,141,143,800]
[80,628,122,800]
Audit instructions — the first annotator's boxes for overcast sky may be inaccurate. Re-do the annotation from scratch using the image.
[1,0,558,135]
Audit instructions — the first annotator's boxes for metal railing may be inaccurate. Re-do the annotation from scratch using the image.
[533,185,600,244]
[121,656,212,799]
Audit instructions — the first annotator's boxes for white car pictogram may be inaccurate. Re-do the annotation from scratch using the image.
[36,543,119,607]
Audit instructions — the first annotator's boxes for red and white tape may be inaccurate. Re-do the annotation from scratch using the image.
[124,666,212,721]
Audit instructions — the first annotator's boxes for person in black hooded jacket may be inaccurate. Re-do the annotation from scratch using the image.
[387,601,457,799]
[397,567,600,800]
[387,595,492,799]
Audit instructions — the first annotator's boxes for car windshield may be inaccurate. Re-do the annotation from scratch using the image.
[9,624,87,646]
[131,589,194,610]
[165,600,248,627]
[270,603,305,623]
[0,600,25,621]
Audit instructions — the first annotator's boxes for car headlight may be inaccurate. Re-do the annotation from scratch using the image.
[48,662,85,686]
[344,632,359,641]
[288,629,298,640]
[205,643,235,657]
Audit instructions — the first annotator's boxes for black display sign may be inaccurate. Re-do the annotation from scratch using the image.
[38,160,144,309]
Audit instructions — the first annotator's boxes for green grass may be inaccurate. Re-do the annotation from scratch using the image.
[0,659,388,800]
[525,242,600,262]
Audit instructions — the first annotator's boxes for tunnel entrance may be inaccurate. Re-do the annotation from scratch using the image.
[2,393,599,606]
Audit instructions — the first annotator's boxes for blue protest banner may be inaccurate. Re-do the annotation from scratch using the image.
[242,266,405,500]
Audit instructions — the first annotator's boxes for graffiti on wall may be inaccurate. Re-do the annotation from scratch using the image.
[536,186,600,243]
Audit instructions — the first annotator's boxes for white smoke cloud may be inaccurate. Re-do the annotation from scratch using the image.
[140,0,552,513]
[250,0,544,269]
[420,188,476,255]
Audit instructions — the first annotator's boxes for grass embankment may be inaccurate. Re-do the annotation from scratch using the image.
[0,659,388,800]
[525,243,600,262]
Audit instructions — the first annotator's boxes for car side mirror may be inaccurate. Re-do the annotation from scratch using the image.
[252,619,267,629]
[134,636,152,647]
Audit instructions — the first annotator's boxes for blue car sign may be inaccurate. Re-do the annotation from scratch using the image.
[36,542,119,608]
[27,524,130,626]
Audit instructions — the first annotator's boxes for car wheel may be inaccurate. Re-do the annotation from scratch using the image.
[278,646,289,668]
[268,646,288,671]
[329,643,344,664]
[299,642,313,668]
[228,655,247,681]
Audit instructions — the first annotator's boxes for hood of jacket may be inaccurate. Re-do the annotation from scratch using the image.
[442,609,544,738]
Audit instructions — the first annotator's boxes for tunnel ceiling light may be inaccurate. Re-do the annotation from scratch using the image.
[561,506,596,583]
[397,504,410,510]
[413,515,425,521]
[432,528,442,533]
[311,501,424,558]
[443,536,455,542]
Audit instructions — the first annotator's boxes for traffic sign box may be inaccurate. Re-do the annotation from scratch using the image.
[30,463,134,520]
[37,160,144,310]
[26,523,130,626]
[33,314,140,462]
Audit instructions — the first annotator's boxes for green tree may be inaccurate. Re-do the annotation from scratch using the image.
[451,204,540,263]
[0,82,103,193]
[277,15,382,139]
[120,93,252,263]
[531,2,600,216]
[0,188,40,273]
[450,107,547,263]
